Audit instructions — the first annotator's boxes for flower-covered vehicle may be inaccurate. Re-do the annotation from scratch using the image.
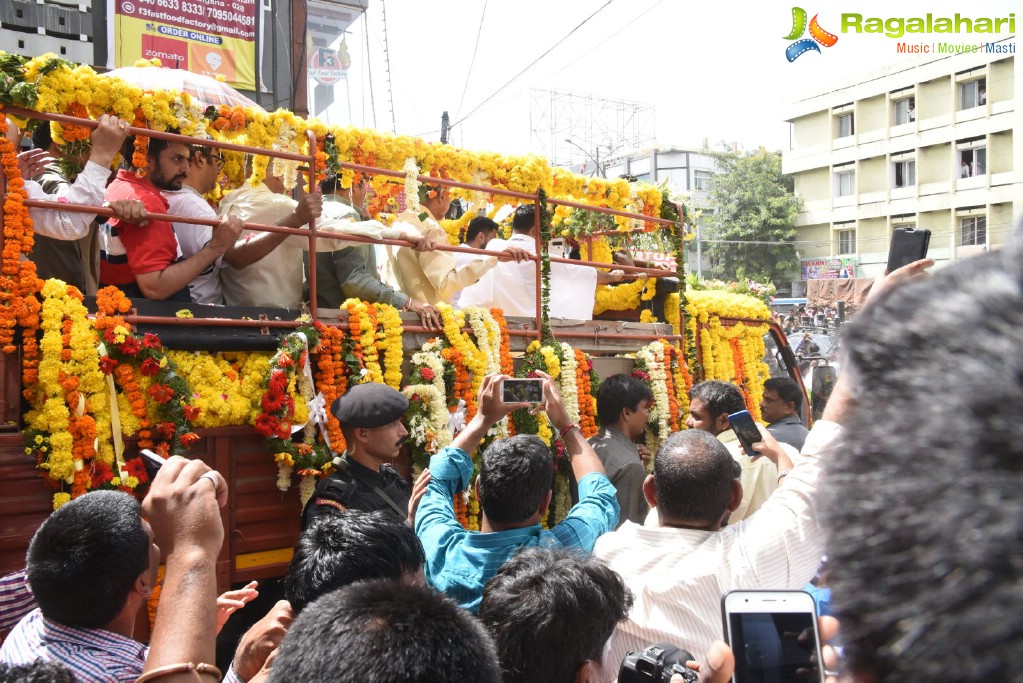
[0,51,807,598]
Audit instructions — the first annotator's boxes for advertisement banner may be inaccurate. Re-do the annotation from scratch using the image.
[113,0,257,90]
[801,257,856,280]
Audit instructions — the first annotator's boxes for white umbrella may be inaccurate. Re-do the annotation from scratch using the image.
[103,66,263,110]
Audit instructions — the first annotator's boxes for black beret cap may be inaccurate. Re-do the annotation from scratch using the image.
[331,382,409,428]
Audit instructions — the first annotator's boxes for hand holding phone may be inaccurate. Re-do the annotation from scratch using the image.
[727,410,762,457]
[722,590,824,683]
[886,227,930,273]
[501,378,544,404]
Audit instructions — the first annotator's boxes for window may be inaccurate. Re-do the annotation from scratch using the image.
[837,228,856,254]
[836,113,854,138]
[958,145,987,178]
[959,78,987,109]
[693,170,713,192]
[893,97,916,124]
[835,169,855,197]
[959,215,986,246]
[894,160,916,188]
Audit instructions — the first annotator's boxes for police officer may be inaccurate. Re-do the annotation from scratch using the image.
[301,383,412,529]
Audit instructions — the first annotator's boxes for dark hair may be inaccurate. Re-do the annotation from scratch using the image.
[763,377,803,411]
[189,143,214,162]
[320,174,341,194]
[121,129,181,168]
[689,380,745,420]
[26,491,150,628]
[653,430,739,524]
[512,205,536,232]
[466,216,499,243]
[285,509,425,614]
[477,435,553,524]
[480,548,633,683]
[596,374,653,427]
[269,580,502,683]
[0,660,76,683]
[821,237,1023,681]
[31,123,53,152]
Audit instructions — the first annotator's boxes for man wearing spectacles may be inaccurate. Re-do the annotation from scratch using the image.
[163,145,230,303]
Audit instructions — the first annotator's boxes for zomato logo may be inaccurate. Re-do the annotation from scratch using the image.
[783,7,839,62]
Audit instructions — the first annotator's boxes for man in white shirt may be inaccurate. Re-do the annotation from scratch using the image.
[218,167,428,309]
[381,185,530,308]
[683,381,799,524]
[10,114,147,245]
[594,395,845,666]
[452,216,498,308]
[459,205,623,319]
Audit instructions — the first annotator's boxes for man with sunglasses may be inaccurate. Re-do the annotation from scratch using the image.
[165,144,323,305]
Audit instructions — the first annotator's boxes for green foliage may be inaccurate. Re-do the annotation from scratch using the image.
[704,148,801,286]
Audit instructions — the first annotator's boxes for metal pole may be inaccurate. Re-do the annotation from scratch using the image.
[306,129,319,319]
[533,194,543,342]
[696,221,703,279]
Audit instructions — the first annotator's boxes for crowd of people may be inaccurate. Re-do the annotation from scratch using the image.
[7,117,630,329]
[2,240,1019,682]
[5,115,1023,682]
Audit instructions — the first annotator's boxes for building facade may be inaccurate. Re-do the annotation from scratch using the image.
[784,43,1021,280]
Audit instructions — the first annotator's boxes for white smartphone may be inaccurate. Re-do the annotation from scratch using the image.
[721,590,824,683]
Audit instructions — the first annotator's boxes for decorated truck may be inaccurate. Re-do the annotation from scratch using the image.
[0,53,807,595]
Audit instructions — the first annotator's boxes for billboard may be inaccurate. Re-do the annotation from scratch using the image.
[801,257,855,280]
[113,0,257,90]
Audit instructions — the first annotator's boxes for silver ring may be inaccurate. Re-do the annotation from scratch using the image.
[199,470,220,489]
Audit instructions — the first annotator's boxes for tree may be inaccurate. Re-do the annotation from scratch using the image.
[704,148,801,286]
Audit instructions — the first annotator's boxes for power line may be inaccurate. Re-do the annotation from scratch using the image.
[455,0,488,120]
[538,0,665,84]
[451,0,616,128]
[380,0,397,133]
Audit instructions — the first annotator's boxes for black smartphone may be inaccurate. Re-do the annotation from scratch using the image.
[886,227,930,273]
[722,590,824,683]
[727,410,762,456]
[501,378,544,404]
[139,448,166,482]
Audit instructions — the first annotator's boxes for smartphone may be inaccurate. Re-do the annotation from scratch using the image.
[722,590,824,683]
[140,448,166,481]
[886,226,930,273]
[501,378,544,404]
[727,410,762,456]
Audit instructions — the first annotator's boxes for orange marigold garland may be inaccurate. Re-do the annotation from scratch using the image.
[574,349,599,438]
[312,321,346,453]
[490,308,514,376]
[0,114,43,357]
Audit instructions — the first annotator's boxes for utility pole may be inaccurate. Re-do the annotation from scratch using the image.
[440,111,450,144]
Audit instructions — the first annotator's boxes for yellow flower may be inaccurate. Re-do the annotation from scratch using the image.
[52,492,71,510]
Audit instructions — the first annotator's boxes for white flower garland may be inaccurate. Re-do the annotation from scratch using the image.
[401,384,453,453]
[403,157,420,211]
[465,307,501,375]
[559,342,580,425]
[637,341,671,443]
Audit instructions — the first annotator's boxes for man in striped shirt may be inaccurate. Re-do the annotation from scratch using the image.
[415,373,620,614]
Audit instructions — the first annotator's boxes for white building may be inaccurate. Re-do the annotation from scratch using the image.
[784,42,1022,279]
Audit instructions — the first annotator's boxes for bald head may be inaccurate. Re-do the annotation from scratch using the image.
[652,430,740,527]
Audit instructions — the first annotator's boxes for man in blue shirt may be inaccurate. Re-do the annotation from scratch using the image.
[415,372,620,613]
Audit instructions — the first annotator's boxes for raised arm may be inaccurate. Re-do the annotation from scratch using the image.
[140,458,226,682]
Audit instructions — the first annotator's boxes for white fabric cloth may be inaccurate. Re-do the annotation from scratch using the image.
[164,186,223,304]
[450,243,476,307]
[594,420,841,666]
[217,183,401,308]
[458,233,598,319]
[25,161,111,240]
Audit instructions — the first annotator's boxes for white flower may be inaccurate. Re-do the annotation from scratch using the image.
[559,343,580,424]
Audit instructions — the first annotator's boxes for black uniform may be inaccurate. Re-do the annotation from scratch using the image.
[301,454,411,529]
[302,381,412,529]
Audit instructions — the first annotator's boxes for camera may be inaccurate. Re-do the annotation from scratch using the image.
[619,642,698,683]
